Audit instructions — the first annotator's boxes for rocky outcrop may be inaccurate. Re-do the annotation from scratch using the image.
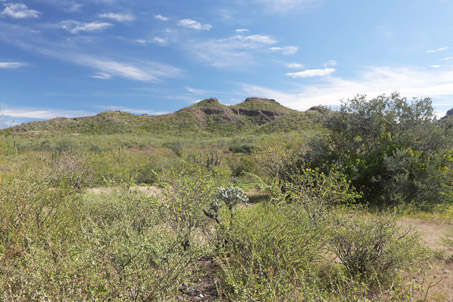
[243,97,280,104]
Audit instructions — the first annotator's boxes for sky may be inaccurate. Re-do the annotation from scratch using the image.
[1,0,453,127]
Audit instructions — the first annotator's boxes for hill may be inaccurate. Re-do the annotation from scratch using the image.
[11,97,324,136]
[442,108,453,119]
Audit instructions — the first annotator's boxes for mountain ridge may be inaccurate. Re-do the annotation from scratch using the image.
[11,97,324,136]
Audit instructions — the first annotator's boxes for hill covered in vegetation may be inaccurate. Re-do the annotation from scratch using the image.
[11,97,325,136]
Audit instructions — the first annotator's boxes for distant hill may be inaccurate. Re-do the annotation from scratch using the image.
[11,97,327,136]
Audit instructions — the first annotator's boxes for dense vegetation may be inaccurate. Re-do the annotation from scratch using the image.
[0,94,452,301]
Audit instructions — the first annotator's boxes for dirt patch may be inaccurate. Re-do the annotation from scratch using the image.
[245,188,271,203]
[398,217,451,252]
[398,217,453,301]
[86,185,162,197]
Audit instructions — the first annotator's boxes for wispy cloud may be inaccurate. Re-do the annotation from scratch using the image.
[154,14,168,21]
[242,66,453,111]
[99,13,135,22]
[186,87,207,94]
[1,3,40,19]
[135,37,169,46]
[61,20,113,34]
[185,34,278,67]
[323,59,336,67]
[85,59,179,82]
[287,68,335,78]
[152,37,169,45]
[91,72,112,79]
[441,56,453,62]
[286,62,304,69]
[0,61,26,69]
[233,34,276,44]
[1,108,93,119]
[177,18,211,30]
[426,46,448,54]
[269,46,298,55]
[0,22,181,82]
[236,28,249,33]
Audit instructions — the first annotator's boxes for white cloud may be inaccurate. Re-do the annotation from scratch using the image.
[236,28,249,33]
[254,0,320,14]
[91,72,112,79]
[152,37,169,45]
[134,37,169,46]
[154,14,168,21]
[287,68,335,78]
[269,46,298,55]
[324,59,336,67]
[177,19,211,31]
[426,47,448,54]
[233,34,277,44]
[241,66,453,111]
[2,108,93,119]
[61,20,113,34]
[431,65,441,68]
[1,3,40,19]
[286,62,304,69]
[135,39,147,45]
[98,13,135,22]
[441,56,453,62]
[0,61,26,69]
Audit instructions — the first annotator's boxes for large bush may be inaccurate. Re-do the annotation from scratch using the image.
[307,93,452,208]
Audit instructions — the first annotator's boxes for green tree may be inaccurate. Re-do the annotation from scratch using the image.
[307,92,452,208]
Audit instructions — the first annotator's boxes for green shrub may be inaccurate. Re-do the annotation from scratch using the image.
[307,93,452,208]
[159,168,219,251]
[215,202,329,301]
[228,143,255,154]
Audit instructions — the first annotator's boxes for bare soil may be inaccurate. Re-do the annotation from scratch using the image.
[398,217,453,301]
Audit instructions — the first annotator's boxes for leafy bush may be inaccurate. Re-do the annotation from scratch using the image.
[226,156,254,177]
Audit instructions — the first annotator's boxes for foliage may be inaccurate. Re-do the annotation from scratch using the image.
[284,166,361,208]
[307,92,452,208]
[215,202,328,301]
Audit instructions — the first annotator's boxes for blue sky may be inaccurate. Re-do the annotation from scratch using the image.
[1,0,453,127]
